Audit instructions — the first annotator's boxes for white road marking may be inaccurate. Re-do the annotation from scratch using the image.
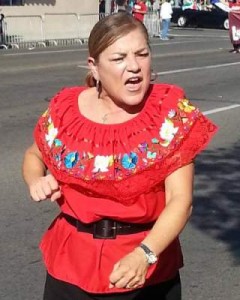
[203,104,240,115]
[157,61,240,75]
[3,48,87,56]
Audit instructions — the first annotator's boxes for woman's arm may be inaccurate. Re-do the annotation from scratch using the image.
[109,162,194,289]
[139,162,194,256]
[22,142,61,202]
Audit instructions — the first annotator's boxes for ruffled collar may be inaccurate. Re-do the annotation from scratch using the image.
[34,83,218,204]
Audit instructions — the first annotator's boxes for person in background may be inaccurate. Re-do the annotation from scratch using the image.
[22,12,218,300]
[160,0,173,40]
[0,13,4,46]
[128,0,135,8]
[228,6,240,53]
[117,0,133,13]
[146,0,153,10]
[99,0,106,19]
[153,0,161,13]
[99,0,106,13]
[182,0,194,10]
[133,0,148,21]
[229,0,240,8]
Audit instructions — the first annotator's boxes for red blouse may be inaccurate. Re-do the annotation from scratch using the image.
[34,83,218,293]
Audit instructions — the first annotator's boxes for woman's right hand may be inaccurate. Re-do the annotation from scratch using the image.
[29,174,61,202]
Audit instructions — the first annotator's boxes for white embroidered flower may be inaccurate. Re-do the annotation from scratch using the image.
[93,155,113,173]
[45,120,58,147]
[159,118,179,147]
[168,109,176,119]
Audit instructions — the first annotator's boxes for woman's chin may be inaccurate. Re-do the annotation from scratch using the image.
[121,92,147,110]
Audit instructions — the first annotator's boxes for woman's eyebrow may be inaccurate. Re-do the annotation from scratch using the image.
[111,47,148,55]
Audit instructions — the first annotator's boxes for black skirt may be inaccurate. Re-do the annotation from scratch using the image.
[43,272,181,300]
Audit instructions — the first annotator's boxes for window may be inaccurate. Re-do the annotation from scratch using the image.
[0,0,24,5]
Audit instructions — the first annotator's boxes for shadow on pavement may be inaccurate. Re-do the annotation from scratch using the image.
[191,142,240,264]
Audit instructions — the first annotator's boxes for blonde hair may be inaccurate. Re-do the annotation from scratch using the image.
[85,12,150,87]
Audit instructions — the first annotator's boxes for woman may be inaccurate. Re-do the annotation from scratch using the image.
[22,12,218,300]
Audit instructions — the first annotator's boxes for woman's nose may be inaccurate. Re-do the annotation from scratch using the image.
[126,56,140,72]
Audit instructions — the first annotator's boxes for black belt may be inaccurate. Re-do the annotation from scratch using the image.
[61,213,154,239]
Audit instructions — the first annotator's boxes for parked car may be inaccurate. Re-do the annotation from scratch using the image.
[171,4,229,30]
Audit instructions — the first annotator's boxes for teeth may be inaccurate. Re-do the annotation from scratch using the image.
[128,78,139,83]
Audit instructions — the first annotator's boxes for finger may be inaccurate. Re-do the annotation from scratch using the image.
[109,262,120,283]
[111,271,136,289]
[30,186,44,202]
[109,283,114,289]
[109,269,130,287]
[39,178,55,199]
[46,174,59,191]
[41,181,53,197]
[126,277,145,289]
[126,283,133,289]
[126,281,141,289]
[36,188,49,201]
[112,262,120,272]
[30,190,41,202]
[124,272,145,289]
[50,190,61,202]
[111,278,127,289]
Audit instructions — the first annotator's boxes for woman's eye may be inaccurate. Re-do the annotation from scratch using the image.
[112,57,124,62]
[138,53,149,57]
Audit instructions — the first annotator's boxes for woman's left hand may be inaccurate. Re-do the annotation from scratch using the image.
[109,247,149,289]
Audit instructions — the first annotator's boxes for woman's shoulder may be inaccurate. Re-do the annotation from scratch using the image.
[48,86,85,107]
[150,83,185,111]
[45,86,86,122]
[152,83,184,95]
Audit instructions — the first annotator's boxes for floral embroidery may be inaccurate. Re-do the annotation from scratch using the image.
[41,97,199,181]
[64,152,79,169]
[45,117,58,147]
[138,142,148,153]
[178,98,196,113]
[54,139,62,147]
[121,152,138,169]
[93,155,114,173]
[168,109,176,118]
[147,151,157,159]
[152,138,159,144]
[159,118,179,147]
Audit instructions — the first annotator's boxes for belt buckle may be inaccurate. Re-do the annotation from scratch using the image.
[93,219,117,239]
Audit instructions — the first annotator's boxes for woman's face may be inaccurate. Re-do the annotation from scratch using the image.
[92,28,151,110]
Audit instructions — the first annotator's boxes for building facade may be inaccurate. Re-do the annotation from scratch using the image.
[0,1,99,47]
[0,0,97,15]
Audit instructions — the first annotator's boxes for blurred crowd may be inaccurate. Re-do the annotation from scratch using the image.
[99,0,240,14]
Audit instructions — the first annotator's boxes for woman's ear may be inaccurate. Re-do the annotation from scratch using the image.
[88,57,99,81]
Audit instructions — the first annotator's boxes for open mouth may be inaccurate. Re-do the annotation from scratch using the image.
[125,77,142,85]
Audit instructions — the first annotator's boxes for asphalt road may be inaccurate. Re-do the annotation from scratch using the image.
[0,27,240,300]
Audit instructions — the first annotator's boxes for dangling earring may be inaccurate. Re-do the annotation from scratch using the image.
[150,71,158,82]
[96,80,102,98]
[96,80,100,92]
